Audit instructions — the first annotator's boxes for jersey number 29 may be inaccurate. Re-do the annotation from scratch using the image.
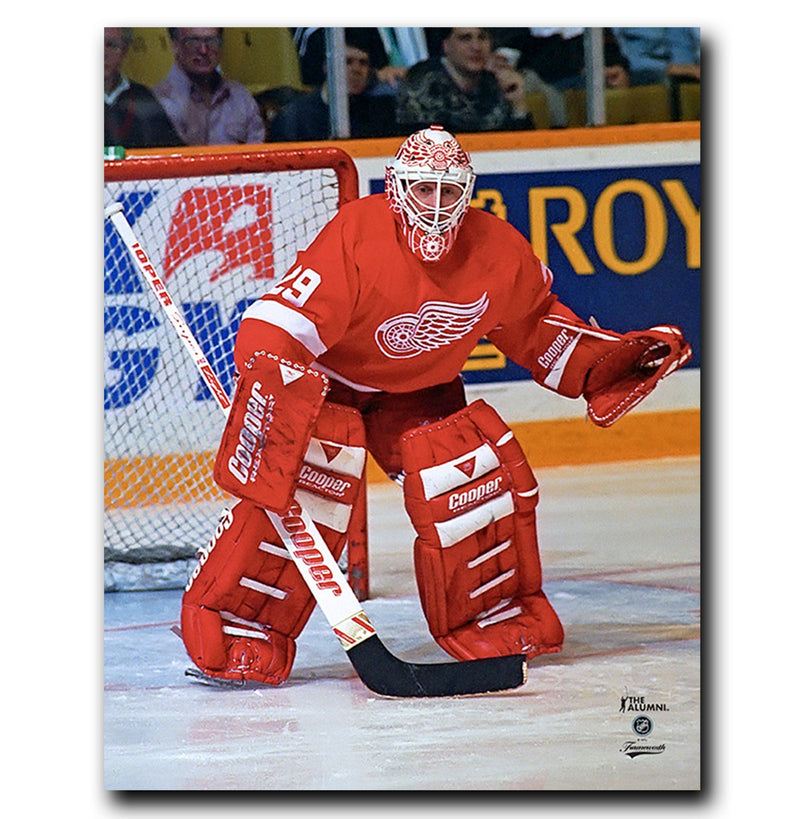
[271,265,322,308]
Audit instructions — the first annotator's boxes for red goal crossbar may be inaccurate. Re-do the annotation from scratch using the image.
[104,146,360,204]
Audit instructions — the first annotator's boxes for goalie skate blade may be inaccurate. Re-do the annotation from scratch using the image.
[185,667,249,689]
[346,635,527,698]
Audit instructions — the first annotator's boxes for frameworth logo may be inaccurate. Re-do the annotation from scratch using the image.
[621,739,666,759]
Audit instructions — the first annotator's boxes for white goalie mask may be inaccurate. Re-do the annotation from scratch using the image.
[385,125,476,262]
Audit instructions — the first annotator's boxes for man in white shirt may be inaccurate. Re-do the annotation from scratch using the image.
[154,27,265,146]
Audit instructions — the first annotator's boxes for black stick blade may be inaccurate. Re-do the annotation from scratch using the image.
[346,635,527,697]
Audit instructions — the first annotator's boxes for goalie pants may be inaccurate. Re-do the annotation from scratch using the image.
[325,376,468,480]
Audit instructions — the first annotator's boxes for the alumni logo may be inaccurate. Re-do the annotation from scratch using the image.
[619,689,670,713]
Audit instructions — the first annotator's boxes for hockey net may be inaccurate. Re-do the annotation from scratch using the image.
[103,147,367,595]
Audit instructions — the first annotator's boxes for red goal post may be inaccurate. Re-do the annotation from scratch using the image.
[103,146,369,599]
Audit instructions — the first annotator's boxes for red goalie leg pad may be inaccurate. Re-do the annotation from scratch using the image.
[181,500,316,686]
[181,601,296,686]
[401,400,564,661]
[435,591,564,662]
[182,402,367,685]
[294,402,367,540]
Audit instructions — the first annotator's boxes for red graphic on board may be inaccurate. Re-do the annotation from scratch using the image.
[162,185,275,282]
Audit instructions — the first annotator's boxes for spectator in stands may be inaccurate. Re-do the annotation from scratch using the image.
[292,27,436,95]
[612,28,700,86]
[372,27,432,93]
[255,86,306,141]
[270,31,399,141]
[490,28,629,128]
[154,27,265,145]
[395,27,532,134]
[104,27,184,149]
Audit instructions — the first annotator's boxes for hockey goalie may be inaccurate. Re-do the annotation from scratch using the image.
[181,125,692,685]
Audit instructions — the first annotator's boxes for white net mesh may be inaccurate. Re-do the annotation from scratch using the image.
[104,150,352,590]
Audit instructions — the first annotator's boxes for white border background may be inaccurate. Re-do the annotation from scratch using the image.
[9,8,794,816]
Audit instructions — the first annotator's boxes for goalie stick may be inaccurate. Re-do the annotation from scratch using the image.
[104,202,527,697]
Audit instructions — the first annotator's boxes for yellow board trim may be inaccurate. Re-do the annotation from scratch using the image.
[516,407,700,469]
[126,122,700,161]
[104,409,700,507]
[366,408,700,483]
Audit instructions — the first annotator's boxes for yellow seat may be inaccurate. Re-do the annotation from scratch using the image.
[526,91,551,130]
[679,82,701,121]
[121,28,174,89]
[220,28,305,95]
[624,84,671,123]
[565,84,672,127]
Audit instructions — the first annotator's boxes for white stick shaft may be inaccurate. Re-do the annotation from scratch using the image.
[104,203,372,648]
[264,503,375,648]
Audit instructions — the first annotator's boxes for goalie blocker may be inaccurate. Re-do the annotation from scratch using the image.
[213,351,330,514]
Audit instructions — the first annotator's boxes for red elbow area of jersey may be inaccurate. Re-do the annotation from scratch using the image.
[234,318,316,374]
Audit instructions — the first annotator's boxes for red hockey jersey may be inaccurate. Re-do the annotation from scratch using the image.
[235,193,568,394]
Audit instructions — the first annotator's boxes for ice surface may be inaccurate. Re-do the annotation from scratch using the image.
[104,458,701,791]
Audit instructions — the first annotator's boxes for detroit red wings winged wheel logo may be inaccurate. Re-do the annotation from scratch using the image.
[399,129,470,169]
[374,293,489,359]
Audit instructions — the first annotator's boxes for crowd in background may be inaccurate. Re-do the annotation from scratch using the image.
[104,27,701,150]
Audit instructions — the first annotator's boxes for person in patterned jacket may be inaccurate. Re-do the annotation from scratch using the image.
[396,28,532,133]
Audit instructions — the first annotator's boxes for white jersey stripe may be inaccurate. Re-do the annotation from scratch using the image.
[242,299,327,358]
[313,362,382,393]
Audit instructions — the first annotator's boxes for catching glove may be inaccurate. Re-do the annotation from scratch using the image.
[583,324,692,427]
